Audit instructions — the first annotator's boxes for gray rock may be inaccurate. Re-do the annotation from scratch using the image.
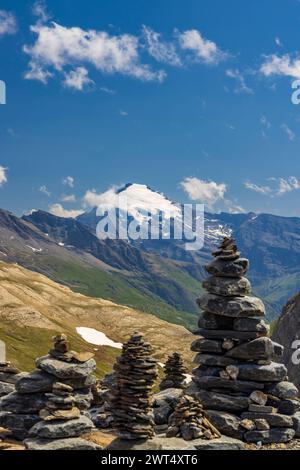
[15,370,55,394]
[73,389,93,410]
[0,391,47,413]
[154,403,172,425]
[153,388,183,408]
[266,381,299,400]
[278,399,300,415]
[191,338,223,353]
[106,436,198,450]
[292,411,300,437]
[195,328,263,342]
[25,437,101,450]
[233,318,269,333]
[197,294,265,318]
[29,415,94,439]
[244,428,295,444]
[241,412,293,428]
[189,389,249,412]
[226,338,275,361]
[206,410,244,440]
[0,381,15,396]
[205,258,249,278]
[36,355,96,379]
[193,376,264,393]
[191,435,245,450]
[193,353,238,367]
[236,362,287,382]
[192,366,223,378]
[202,276,251,297]
[0,372,28,384]
[0,411,40,440]
[198,312,233,330]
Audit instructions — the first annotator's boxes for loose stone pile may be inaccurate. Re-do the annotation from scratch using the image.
[166,395,221,441]
[109,332,158,440]
[159,352,187,391]
[189,237,300,444]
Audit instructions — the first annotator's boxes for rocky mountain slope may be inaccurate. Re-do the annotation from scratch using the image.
[0,260,194,374]
[272,293,300,389]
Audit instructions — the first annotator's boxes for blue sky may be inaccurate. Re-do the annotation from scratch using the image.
[1,0,300,217]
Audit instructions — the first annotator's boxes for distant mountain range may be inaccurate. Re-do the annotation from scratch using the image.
[1,183,300,328]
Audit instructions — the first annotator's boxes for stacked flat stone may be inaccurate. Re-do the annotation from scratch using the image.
[23,334,99,450]
[166,395,221,441]
[159,352,187,391]
[0,362,24,398]
[189,237,299,444]
[109,332,158,440]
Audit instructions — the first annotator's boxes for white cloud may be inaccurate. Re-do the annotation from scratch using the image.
[281,123,295,141]
[100,86,116,95]
[63,176,74,188]
[261,54,300,80]
[277,176,300,195]
[49,203,83,218]
[39,185,51,197]
[275,37,283,48]
[23,21,166,85]
[260,115,271,129]
[0,10,17,36]
[63,67,94,91]
[119,110,128,116]
[0,166,7,186]
[226,69,253,94]
[178,29,227,65]
[32,0,50,23]
[244,181,272,195]
[180,177,227,210]
[142,25,181,66]
[60,194,76,202]
[245,176,300,197]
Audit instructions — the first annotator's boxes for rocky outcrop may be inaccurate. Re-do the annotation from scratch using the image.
[272,293,300,390]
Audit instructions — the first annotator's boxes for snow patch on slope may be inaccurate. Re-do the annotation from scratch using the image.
[76,327,122,349]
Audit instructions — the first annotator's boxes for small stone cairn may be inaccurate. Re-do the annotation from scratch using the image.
[189,237,299,444]
[166,395,221,441]
[0,334,98,448]
[23,334,99,450]
[109,332,158,440]
[159,352,187,391]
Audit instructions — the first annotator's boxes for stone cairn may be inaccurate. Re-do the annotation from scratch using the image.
[159,352,187,391]
[24,334,99,450]
[189,237,299,444]
[0,334,100,449]
[109,332,158,440]
[166,395,221,441]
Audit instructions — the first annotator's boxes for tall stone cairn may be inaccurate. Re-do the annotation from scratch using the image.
[159,352,187,391]
[189,237,300,444]
[109,332,158,440]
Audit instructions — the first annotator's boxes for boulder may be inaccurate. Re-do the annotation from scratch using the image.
[0,391,47,413]
[206,410,244,440]
[0,411,40,440]
[29,415,94,439]
[0,381,15,397]
[36,355,96,379]
[0,372,28,384]
[205,258,249,278]
[241,412,293,428]
[233,318,269,333]
[24,437,101,450]
[198,312,233,330]
[189,389,249,413]
[193,376,264,393]
[191,435,245,450]
[235,362,287,382]
[266,381,299,400]
[15,370,55,394]
[244,428,295,444]
[202,276,251,297]
[226,337,275,360]
[191,338,223,354]
[278,399,300,415]
[197,294,265,318]
[193,353,238,367]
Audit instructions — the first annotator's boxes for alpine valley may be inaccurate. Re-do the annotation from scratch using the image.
[1,183,300,333]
